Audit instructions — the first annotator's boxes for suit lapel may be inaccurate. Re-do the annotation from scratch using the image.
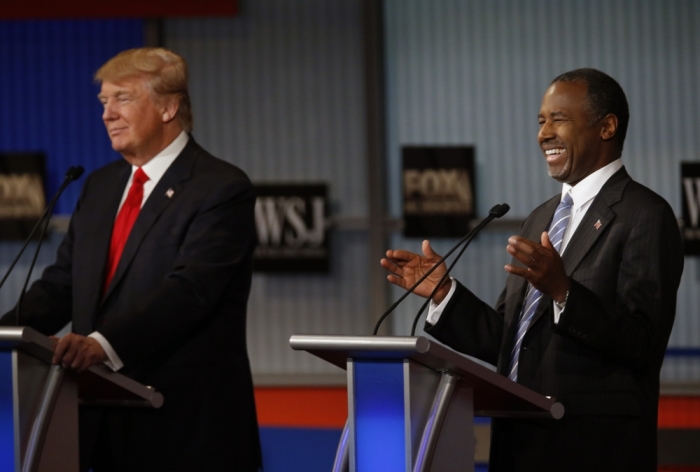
[102,141,199,300]
[561,168,629,273]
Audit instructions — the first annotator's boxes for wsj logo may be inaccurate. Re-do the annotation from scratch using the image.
[683,177,700,228]
[253,184,329,273]
[681,163,700,255]
[255,196,325,248]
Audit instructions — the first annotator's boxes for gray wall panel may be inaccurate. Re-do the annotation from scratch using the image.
[384,0,700,381]
[164,0,370,375]
[165,0,367,216]
[0,235,64,325]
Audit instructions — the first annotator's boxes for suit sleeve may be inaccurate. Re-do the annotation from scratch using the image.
[96,173,256,369]
[425,281,505,366]
[554,198,684,370]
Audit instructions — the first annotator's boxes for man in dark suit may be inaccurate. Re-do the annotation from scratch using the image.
[381,69,684,471]
[0,48,262,471]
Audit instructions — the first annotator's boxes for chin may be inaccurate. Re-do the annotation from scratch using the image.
[110,140,128,153]
[547,162,571,182]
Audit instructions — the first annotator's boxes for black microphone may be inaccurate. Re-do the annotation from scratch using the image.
[373,203,510,336]
[65,165,85,181]
[0,166,85,325]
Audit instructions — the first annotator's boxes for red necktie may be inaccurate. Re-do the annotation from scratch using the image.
[104,167,149,293]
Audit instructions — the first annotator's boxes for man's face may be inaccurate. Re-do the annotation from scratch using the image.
[98,77,166,165]
[537,81,607,186]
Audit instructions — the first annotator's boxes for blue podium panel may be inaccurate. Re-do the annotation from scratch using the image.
[0,351,16,471]
[353,360,406,472]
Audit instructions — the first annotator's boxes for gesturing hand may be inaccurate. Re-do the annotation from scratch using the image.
[52,333,107,372]
[380,240,452,304]
[505,231,570,302]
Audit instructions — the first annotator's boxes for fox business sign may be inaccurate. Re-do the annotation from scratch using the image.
[0,153,46,240]
[681,163,700,255]
[253,184,329,273]
[403,146,475,238]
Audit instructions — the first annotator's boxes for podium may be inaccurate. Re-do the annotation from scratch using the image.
[290,335,564,472]
[0,326,163,472]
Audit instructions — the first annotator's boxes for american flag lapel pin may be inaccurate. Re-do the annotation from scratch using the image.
[166,188,175,198]
[594,219,602,230]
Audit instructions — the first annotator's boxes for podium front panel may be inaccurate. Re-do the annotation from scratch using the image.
[351,360,407,471]
[0,351,17,471]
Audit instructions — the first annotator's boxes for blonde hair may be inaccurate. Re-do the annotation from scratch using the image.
[95,48,193,132]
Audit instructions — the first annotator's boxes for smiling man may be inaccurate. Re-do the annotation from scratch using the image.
[381,69,684,471]
[1,48,262,471]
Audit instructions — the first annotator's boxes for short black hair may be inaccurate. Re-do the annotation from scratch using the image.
[552,68,630,150]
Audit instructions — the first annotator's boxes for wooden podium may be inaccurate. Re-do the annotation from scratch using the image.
[290,335,564,472]
[0,326,163,472]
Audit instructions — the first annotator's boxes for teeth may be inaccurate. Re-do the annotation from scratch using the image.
[545,149,564,155]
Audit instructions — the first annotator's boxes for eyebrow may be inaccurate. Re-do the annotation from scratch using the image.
[97,91,132,100]
[538,111,569,120]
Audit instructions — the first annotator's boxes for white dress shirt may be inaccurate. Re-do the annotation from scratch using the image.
[426,158,623,326]
[88,131,189,370]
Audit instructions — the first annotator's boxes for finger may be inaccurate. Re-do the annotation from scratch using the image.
[541,231,553,249]
[506,264,546,292]
[52,335,70,364]
[508,236,539,256]
[504,263,533,280]
[507,244,539,267]
[381,259,405,280]
[380,257,401,273]
[386,249,416,264]
[387,274,408,289]
[71,348,87,371]
[422,240,443,262]
[60,339,82,368]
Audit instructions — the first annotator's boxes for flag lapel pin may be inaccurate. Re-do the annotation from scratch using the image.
[166,188,175,198]
[594,219,602,230]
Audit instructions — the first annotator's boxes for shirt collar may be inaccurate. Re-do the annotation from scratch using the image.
[562,158,623,210]
[134,131,189,182]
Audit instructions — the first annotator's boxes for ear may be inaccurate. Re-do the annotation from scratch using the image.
[600,113,618,142]
[160,97,180,124]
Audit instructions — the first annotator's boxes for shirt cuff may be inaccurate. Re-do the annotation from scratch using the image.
[88,331,124,371]
[426,278,457,326]
[552,300,565,324]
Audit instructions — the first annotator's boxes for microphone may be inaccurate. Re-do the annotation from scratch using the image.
[373,203,510,336]
[0,166,85,325]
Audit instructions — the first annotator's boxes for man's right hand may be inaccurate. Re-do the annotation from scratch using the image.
[380,240,452,304]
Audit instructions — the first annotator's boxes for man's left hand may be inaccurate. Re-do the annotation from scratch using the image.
[52,333,107,372]
[505,231,570,302]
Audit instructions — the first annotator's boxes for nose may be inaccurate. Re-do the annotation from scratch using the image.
[538,119,555,143]
[102,100,117,122]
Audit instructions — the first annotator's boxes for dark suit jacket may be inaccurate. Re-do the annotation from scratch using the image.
[426,167,684,472]
[4,139,262,472]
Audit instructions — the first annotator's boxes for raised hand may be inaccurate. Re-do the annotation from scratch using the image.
[505,231,570,302]
[380,240,452,304]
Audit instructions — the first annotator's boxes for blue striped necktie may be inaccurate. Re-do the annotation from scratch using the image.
[508,192,573,382]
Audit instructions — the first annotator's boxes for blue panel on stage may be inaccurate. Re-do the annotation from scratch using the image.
[354,360,406,472]
[0,351,16,470]
[259,427,342,472]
